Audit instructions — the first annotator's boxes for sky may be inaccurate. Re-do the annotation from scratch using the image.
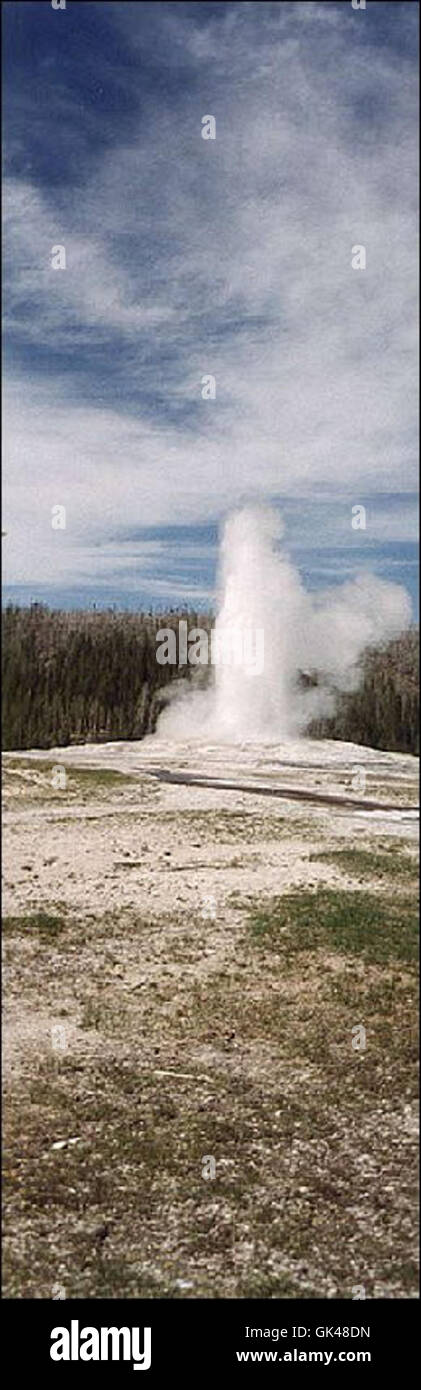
[3,0,419,614]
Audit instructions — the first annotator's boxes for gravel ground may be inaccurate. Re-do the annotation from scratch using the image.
[2,739,419,1299]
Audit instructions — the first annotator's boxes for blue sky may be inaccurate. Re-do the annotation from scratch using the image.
[3,0,419,614]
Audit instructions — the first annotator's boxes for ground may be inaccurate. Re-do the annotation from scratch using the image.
[2,736,419,1300]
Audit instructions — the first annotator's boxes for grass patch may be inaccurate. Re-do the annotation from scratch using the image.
[309,847,418,882]
[2,911,68,941]
[63,766,137,788]
[247,887,418,966]
[236,1272,305,1299]
[3,758,135,784]
[2,759,139,807]
[3,1046,418,1298]
[141,809,293,842]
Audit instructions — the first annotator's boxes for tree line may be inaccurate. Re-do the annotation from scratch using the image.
[2,604,418,754]
[308,627,419,755]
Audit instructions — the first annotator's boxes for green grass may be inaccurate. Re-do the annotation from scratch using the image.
[63,766,137,788]
[247,887,418,966]
[309,846,418,881]
[2,759,138,806]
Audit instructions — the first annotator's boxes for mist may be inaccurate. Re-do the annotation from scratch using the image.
[157,506,412,743]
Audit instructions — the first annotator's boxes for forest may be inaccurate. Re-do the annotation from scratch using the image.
[2,604,419,755]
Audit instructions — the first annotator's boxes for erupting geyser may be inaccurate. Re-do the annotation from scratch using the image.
[157,505,411,743]
[212,507,301,738]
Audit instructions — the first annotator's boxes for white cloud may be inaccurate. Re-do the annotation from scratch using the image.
[3,2,418,590]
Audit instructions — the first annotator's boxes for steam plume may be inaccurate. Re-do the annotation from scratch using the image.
[157,506,411,742]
